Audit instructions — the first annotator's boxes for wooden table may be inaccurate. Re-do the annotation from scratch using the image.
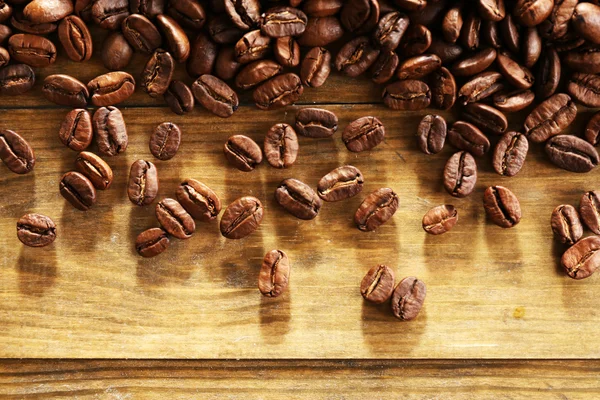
[1,29,600,397]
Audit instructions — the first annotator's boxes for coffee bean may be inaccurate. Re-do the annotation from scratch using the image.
[58,15,92,62]
[493,89,535,112]
[236,60,282,90]
[451,48,496,77]
[396,54,441,80]
[373,11,409,51]
[192,74,239,118]
[573,3,600,45]
[478,0,505,21]
[8,33,56,68]
[370,50,399,84]
[458,71,504,105]
[383,79,431,110]
[482,20,502,48]
[303,0,343,17]
[235,30,272,64]
[274,36,300,68]
[224,0,260,30]
[11,11,57,35]
[496,52,535,89]
[462,103,507,136]
[354,187,398,232]
[524,93,577,143]
[0,46,8,67]
[567,73,600,108]
[275,178,322,220]
[0,3,11,24]
[539,0,577,39]
[391,277,426,321]
[220,196,264,239]
[493,131,529,177]
[483,185,522,228]
[215,46,242,80]
[155,14,189,63]
[360,265,395,304]
[101,32,133,71]
[187,32,217,77]
[317,165,364,202]
[410,2,449,27]
[92,0,129,30]
[149,122,181,161]
[561,235,600,279]
[300,46,331,87]
[545,135,599,173]
[74,151,113,190]
[258,250,290,297]
[401,24,431,57]
[75,0,94,22]
[342,116,385,153]
[131,0,165,19]
[297,16,344,47]
[0,129,34,174]
[93,106,128,157]
[460,12,481,51]
[428,38,463,64]
[136,227,169,258]
[155,198,195,240]
[16,213,56,248]
[224,134,262,171]
[536,48,561,99]
[164,80,194,115]
[514,0,553,27]
[208,13,245,45]
[87,71,136,107]
[59,171,97,211]
[23,0,72,24]
[585,111,600,146]
[0,26,10,44]
[422,205,458,235]
[253,73,304,110]
[122,14,162,53]
[340,0,379,34]
[128,160,159,206]
[448,121,490,157]
[295,108,338,138]
[443,151,477,198]
[261,6,307,38]
[417,114,446,155]
[176,179,221,221]
[167,0,205,30]
[141,49,175,97]
[551,204,583,245]
[580,191,600,235]
[0,64,34,95]
[42,74,89,108]
[430,67,456,110]
[442,4,462,43]
[564,45,600,74]
[264,123,298,169]
[59,109,93,151]
[335,36,379,77]
[522,27,542,68]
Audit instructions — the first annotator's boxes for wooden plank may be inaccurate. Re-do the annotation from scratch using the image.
[1,103,599,359]
[1,359,600,399]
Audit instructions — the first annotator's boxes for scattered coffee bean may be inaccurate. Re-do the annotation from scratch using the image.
[58,15,93,62]
[572,2,600,44]
[585,111,600,146]
[335,36,379,77]
[136,227,169,258]
[166,0,205,29]
[383,79,431,110]
[156,14,190,63]
[297,16,344,47]
[128,160,159,206]
[59,171,97,211]
[42,74,89,108]
[451,48,496,77]
[8,33,56,67]
[264,123,298,169]
[87,71,135,107]
[579,191,600,235]
[561,235,600,280]
[224,135,263,172]
[0,129,35,174]
[536,47,561,99]
[275,178,322,220]
[443,151,477,198]
[164,80,194,115]
[224,0,260,30]
[149,122,181,161]
[192,74,239,118]
[462,103,507,135]
[74,151,113,190]
[370,50,399,84]
[360,264,395,304]
[483,185,522,228]
[317,165,364,202]
[122,13,162,53]
[261,6,307,38]
[493,89,535,112]
[93,106,128,157]
[101,32,133,71]
[156,198,195,240]
[274,36,300,68]
[343,116,385,153]
[492,131,529,177]
[0,64,35,95]
[458,71,504,105]
[396,54,441,80]
[258,249,290,297]
[373,11,409,51]
[16,213,56,248]
[295,108,338,138]
[430,67,456,110]
[220,196,264,239]
[59,109,92,151]
[545,135,599,173]
[187,32,217,77]
[354,188,399,232]
[391,277,426,321]
[422,205,458,235]
[215,46,240,81]
[253,73,304,110]
[300,46,331,87]
[551,204,583,245]
[23,0,73,24]
[176,179,222,221]
[235,29,272,64]
[92,0,129,30]
[236,59,282,90]
[567,73,600,108]
[524,93,577,143]
[417,114,446,155]
[447,121,490,157]
[141,49,175,97]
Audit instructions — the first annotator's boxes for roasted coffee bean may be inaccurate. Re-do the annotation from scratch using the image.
[59,109,93,151]
[492,131,529,177]
[451,48,496,77]
[383,80,431,110]
[192,74,239,118]
[275,178,322,220]
[395,0,426,11]
[235,30,272,64]
[417,114,446,155]
[92,0,129,30]
[343,116,385,153]
[149,122,181,161]
[128,160,159,206]
[224,134,262,171]
[275,36,300,68]
[462,103,507,135]
[496,52,534,90]
[447,121,490,157]
[188,38,218,81]
[430,67,456,110]
[360,265,395,304]
[317,165,363,202]
[580,191,600,234]
[208,13,245,44]
[224,0,260,30]
[0,2,11,24]
[514,0,553,27]
[391,277,426,321]
[354,187,398,232]
[370,50,398,84]
[373,11,409,51]
[340,0,379,34]
[335,36,379,77]
[176,179,221,221]
[122,14,162,53]
[136,228,169,258]
[458,71,504,105]
[74,151,112,190]
[0,129,34,174]
[215,46,242,80]
[23,0,72,23]
[10,11,57,35]
[0,46,8,67]
[17,213,56,248]
[460,12,481,51]
[563,46,600,74]
[483,186,521,228]
[536,48,561,99]
[561,235,600,279]
[303,0,342,17]
[264,123,298,169]
[567,73,600,108]
[295,107,338,138]
[410,3,445,26]
[572,3,600,45]
[236,60,282,90]
[523,27,542,68]
[428,38,464,64]
[545,135,600,173]
[156,14,190,63]
[87,71,135,107]
[42,74,89,108]
[300,46,331,87]
[396,54,441,80]
[482,20,502,48]
[101,32,133,71]
[297,16,344,47]
[59,171,97,211]
[141,49,174,97]
[258,249,290,297]
[8,34,56,68]
[442,4,462,43]
[501,14,521,53]
[167,0,205,30]
[261,6,307,38]
[220,196,264,239]
[156,198,195,240]
[493,89,535,112]
[131,0,165,19]
[164,80,194,115]
[253,73,304,110]
[58,15,92,62]
[93,106,128,156]
[585,111,600,146]
[540,0,577,39]
[401,24,431,57]
[422,205,458,235]
[478,0,505,21]
[75,0,94,22]
[551,204,583,245]
[524,93,577,143]
[443,151,477,198]
[0,25,11,44]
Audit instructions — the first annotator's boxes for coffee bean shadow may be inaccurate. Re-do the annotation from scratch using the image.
[483,223,525,281]
[552,239,568,277]
[16,245,57,297]
[259,294,292,344]
[135,238,196,287]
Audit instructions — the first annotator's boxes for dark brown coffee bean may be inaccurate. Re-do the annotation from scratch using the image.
[295,108,338,138]
[340,0,379,34]
[478,0,505,21]
[400,24,431,57]
[59,171,97,211]
[462,103,507,135]
[122,13,162,53]
[373,11,409,51]
[370,50,398,84]
[442,5,462,43]
[396,54,441,80]
[215,46,242,80]
[0,25,12,44]
[444,151,477,198]
[156,198,195,240]
[42,74,89,108]
[492,131,529,177]
[567,73,600,108]
[383,80,431,110]
[496,52,534,89]
[93,106,128,156]
[563,45,600,74]
[514,0,553,27]
[59,109,92,151]
[561,235,600,279]
[92,0,129,30]
[536,47,561,99]
[224,134,262,171]
[58,15,92,62]
[192,74,239,118]
[303,0,342,17]
[0,46,8,67]
[131,0,165,19]
[224,0,260,30]
[235,30,272,64]
[585,111,600,146]
[551,204,583,245]
[17,213,56,248]
[23,0,72,23]
[493,89,535,112]
[458,71,504,105]
[553,31,587,53]
[580,191,600,234]
[0,2,11,24]
[261,6,307,38]
[354,188,398,232]
[417,114,446,155]
[208,13,245,44]
[360,265,395,304]
[573,3,600,45]
[10,11,57,35]
[540,0,577,39]
[275,178,322,220]
[236,60,282,90]
[101,32,133,71]
[395,0,426,11]
[482,20,502,48]
[524,93,577,143]
[343,116,385,153]
[317,165,363,202]
[391,277,426,321]
[545,135,600,173]
[301,46,331,87]
[149,122,181,161]
[274,36,300,68]
[253,73,303,110]
[461,12,481,50]
[258,249,290,297]
[422,205,458,235]
[75,0,94,22]
[8,34,56,68]
[156,14,190,63]
[428,38,464,64]
[523,27,542,68]
[335,36,379,78]
[176,179,221,221]
[451,48,496,77]
[164,80,194,115]
[500,13,521,53]
[220,196,264,239]
[297,16,344,47]
[484,186,521,228]
[0,129,34,174]
[141,49,174,98]
[74,151,113,191]
[264,123,298,169]
[166,0,205,30]
[187,32,218,77]
[448,121,490,156]
[430,67,456,110]
[136,228,169,258]
[128,160,159,206]
[87,71,135,107]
